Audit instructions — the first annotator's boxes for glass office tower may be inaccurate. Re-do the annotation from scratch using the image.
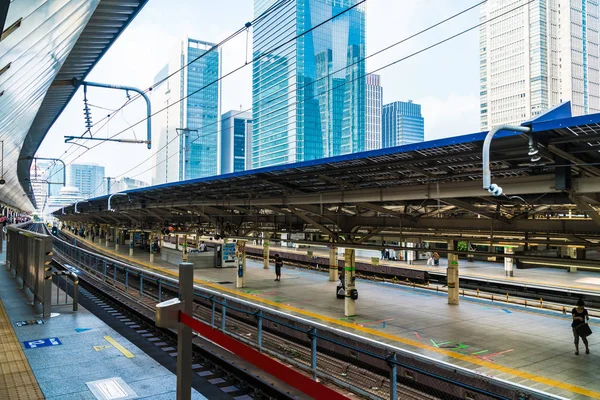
[382,100,424,148]
[252,0,366,168]
[221,110,253,174]
[67,163,105,198]
[151,38,221,184]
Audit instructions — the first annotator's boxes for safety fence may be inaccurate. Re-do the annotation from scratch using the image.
[5,223,79,318]
[51,230,562,400]
[5,223,54,318]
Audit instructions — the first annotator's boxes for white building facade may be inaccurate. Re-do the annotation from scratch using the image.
[365,74,383,150]
[480,0,600,130]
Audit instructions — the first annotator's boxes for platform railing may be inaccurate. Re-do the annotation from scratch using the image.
[5,223,54,318]
[51,232,564,400]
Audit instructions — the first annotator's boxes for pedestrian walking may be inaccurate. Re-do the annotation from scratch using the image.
[274,254,283,281]
[572,299,592,355]
[426,251,434,266]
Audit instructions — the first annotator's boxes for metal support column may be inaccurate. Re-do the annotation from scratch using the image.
[263,240,269,269]
[344,248,356,317]
[447,240,459,305]
[129,230,134,256]
[329,245,338,282]
[178,262,193,400]
[504,246,514,277]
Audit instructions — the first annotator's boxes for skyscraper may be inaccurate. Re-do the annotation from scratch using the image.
[382,101,424,148]
[67,163,105,199]
[365,73,383,151]
[151,38,221,184]
[480,0,600,130]
[221,110,253,174]
[252,0,366,168]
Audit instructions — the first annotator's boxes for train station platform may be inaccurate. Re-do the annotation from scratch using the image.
[245,243,600,293]
[68,231,600,399]
[0,243,207,400]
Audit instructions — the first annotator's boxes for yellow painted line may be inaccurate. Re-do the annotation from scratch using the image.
[103,336,134,358]
[68,232,600,398]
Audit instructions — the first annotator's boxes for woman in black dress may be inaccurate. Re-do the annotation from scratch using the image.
[572,299,590,355]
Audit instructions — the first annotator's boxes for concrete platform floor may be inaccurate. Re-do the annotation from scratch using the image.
[246,243,600,292]
[0,244,207,400]
[73,232,600,399]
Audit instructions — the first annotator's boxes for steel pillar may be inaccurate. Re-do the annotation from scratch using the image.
[447,240,459,305]
[329,245,338,281]
[344,248,356,317]
[504,246,514,277]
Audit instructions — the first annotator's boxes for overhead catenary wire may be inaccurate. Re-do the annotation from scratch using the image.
[53,0,293,161]
[123,0,532,182]
[37,1,293,185]
[97,0,490,182]
[45,0,366,184]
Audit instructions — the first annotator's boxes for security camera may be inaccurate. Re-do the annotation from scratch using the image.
[0,178,5,185]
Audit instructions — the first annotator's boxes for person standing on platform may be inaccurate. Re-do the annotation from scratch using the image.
[572,299,591,355]
[433,252,440,266]
[426,251,434,266]
[274,254,283,281]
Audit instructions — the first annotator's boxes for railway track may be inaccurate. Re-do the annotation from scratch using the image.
[47,225,556,400]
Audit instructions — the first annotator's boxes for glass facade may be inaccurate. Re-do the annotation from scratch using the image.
[382,101,424,148]
[252,0,366,168]
[151,38,221,184]
[183,39,220,180]
[221,110,253,174]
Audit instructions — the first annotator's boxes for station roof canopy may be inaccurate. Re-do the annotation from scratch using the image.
[0,0,148,212]
[58,103,600,244]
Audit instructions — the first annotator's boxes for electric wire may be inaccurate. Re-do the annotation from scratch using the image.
[46,0,366,184]
[90,0,488,183]
[42,0,294,185]
[124,0,531,182]
[55,0,292,155]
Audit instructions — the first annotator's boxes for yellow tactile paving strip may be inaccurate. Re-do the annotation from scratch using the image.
[0,299,43,400]
[68,232,600,399]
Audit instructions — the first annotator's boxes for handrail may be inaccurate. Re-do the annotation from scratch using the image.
[50,230,561,399]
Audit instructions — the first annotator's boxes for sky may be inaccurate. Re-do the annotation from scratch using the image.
[36,0,481,185]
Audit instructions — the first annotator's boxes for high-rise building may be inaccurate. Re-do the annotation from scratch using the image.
[67,164,105,199]
[480,0,600,130]
[382,100,424,148]
[151,38,221,185]
[30,162,48,211]
[43,186,85,216]
[365,74,383,150]
[252,0,366,168]
[105,177,148,194]
[44,162,65,197]
[221,110,253,174]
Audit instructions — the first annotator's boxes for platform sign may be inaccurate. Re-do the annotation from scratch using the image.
[14,319,44,327]
[222,243,237,266]
[23,337,62,349]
